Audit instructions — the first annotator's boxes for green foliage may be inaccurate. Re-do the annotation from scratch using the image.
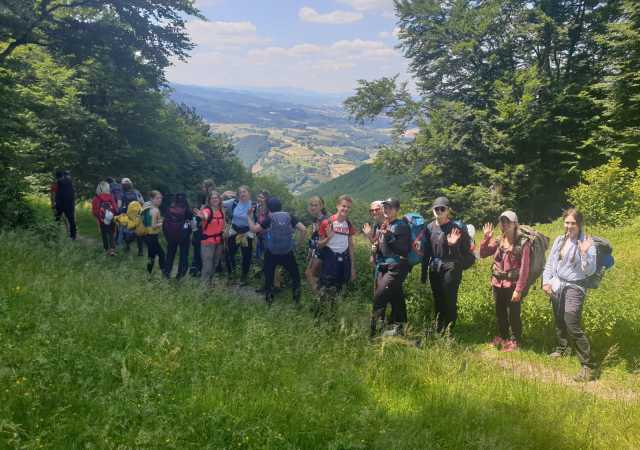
[345,0,639,222]
[0,1,250,201]
[0,170,33,229]
[567,158,640,224]
[309,164,405,205]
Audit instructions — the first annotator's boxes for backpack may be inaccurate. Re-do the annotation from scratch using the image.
[403,212,425,267]
[121,190,141,213]
[201,207,225,241]
[163,204,189,242]
[116,200,142,241]
[516,225,550,294]
[265,211,295,255]
[426,220,476,270]
[133,205,154,237]
[100,201,115,225]
[583,237,614,289]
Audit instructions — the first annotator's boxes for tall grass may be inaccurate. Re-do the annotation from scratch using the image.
[1,213,639,448]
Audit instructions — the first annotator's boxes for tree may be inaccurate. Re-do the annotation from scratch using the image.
[345,0,624,223]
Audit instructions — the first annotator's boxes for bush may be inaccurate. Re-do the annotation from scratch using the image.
[0,170,35,230]
[567,158,639,224]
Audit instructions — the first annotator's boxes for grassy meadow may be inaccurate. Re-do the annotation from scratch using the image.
[0,203,639,449]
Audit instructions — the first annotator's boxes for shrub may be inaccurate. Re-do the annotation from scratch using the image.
[0,170,35,230]
[566,158,639,224]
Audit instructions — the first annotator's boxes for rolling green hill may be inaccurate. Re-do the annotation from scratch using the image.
[309,164,405,202]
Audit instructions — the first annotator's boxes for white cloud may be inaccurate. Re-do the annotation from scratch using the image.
[186,20,270,49]
[298,6,363,24]
[378,27,401,39]
[337,0,393,12]
[170,25,409,92]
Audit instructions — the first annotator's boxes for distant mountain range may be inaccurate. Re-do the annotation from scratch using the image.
[168,84,392,193]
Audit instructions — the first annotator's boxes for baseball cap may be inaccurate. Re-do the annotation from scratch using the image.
[500,210,518,223]
[121,177,132,185]
[382,198,400,209]
[432,196,450,209]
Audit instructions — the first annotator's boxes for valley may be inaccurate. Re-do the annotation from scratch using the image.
[170,84,392,194]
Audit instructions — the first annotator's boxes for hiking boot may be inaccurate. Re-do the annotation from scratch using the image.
[501,339,519,352]
[573,366,595,383]
[491,336,504,348]
[549,347,570,358]
[382,323,402,337]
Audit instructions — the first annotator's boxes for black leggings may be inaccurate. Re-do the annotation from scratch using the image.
[56,205,77,239]
[264,251,301,303]
[373,261,409,324]
[226,234,253,278]
[493,286,522,341]
[165,239,190,279]
[429,263,462,333]
[100,223,115,251]
[145,235,165,274]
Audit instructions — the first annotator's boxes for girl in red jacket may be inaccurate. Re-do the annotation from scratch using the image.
[92,181,118,256]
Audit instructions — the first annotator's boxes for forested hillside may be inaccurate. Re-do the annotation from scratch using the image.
[309,164,405,203]
[0,0,249,222]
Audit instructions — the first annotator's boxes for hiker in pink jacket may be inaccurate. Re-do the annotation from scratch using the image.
[480,210,531,352]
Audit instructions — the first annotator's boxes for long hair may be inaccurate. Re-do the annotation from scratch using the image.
[309,195,327,216]
[558,208,584,264]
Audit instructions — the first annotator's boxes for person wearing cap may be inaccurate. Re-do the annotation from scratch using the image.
[120,178,145,255]
[480,211,531,352]
[370,198,412,337]
[421,196,472,333]
[248,197,306,305]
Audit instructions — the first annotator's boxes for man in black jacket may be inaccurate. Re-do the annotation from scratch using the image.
[54,170,77,240]
[371,198,412,337]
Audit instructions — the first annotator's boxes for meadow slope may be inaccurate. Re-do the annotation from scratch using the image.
[0,208,639,449]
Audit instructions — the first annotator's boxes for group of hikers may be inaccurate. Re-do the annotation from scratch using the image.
[50,170,613,383]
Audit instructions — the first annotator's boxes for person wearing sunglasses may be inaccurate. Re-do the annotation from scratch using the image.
[370,198,412,337]
[362,201,385,266]
[422,196,471,334]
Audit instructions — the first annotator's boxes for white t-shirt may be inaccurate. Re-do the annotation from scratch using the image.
[319,215,356,254]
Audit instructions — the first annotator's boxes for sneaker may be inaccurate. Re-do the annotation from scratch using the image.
[573,366,595,383]
[501,339,519,352]
[491,336,504,348]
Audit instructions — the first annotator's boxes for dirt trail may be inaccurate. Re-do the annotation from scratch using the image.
[477,349,639,403]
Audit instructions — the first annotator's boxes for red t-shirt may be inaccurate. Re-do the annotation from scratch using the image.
[201,207,225,245]
[319,214,356,254]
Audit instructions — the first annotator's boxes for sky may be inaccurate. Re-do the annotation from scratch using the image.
[167,0,411,94]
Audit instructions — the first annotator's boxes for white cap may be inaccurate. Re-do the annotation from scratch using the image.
[500,210,518,223]
[121,177,132,185]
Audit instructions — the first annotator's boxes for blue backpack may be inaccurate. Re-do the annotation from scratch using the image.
[403,212,425,267]
[584,236,614,289]
[265,212,295,255]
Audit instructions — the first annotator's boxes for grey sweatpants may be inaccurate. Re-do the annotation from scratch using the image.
[201,243,224,285]
[551,286,593,368]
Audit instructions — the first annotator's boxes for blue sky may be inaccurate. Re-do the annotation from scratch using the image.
[167,0,410,94]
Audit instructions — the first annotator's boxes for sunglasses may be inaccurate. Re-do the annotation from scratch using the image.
[369,208,381,213]
[434,206,447,213]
